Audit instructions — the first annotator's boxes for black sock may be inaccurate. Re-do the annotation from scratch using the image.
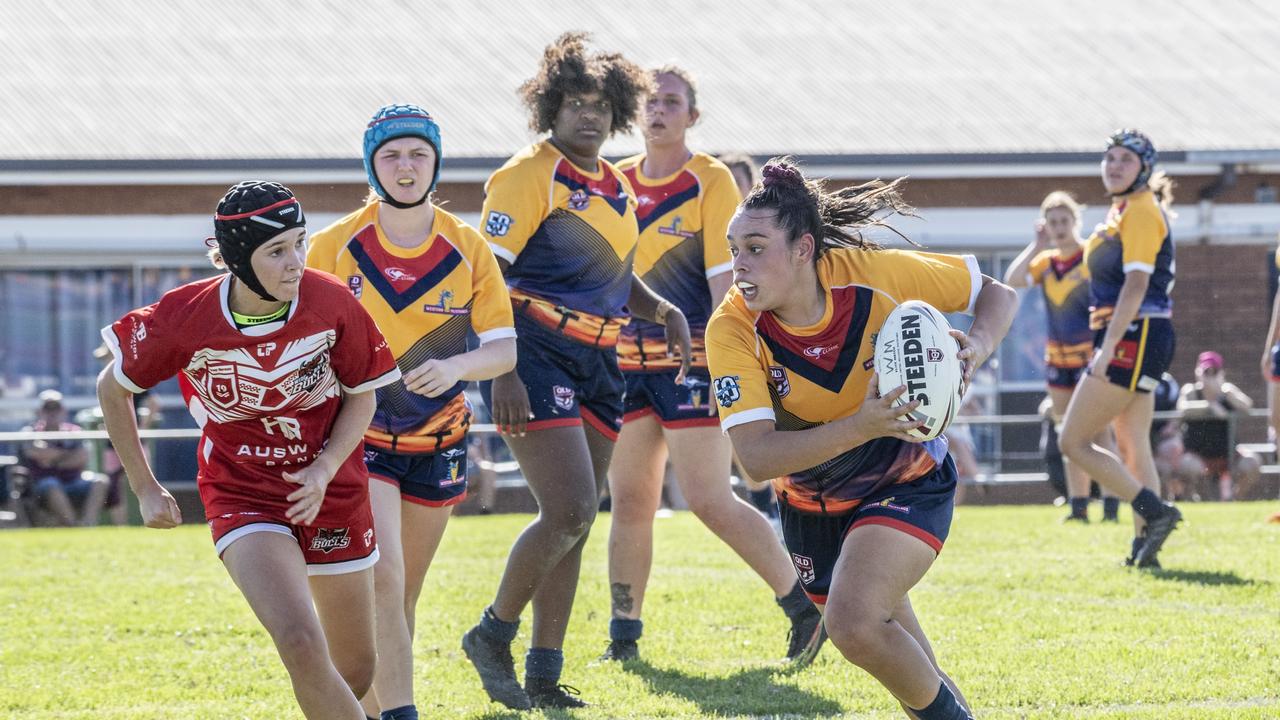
[776,580,812,618]
[1130,488,1165,521]
[909,681,971,719]
[525,647,564,687]
[478,605,519,644]
[1069,497,1089,518]
[1103,496,1120,520]
[381,706,418,720]
[610,617,643,642]
[1130,535,1145,560]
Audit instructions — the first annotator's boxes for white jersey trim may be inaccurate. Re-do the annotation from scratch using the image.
[99,325,147,394]
[342,366,402,395]
[720,406,776,434]
[477,327,518,345]
[308,546,380,576]
[1123,261,1156,275]
[489,242,517,265]
[963,254,982,314]
[215,522,293,557]
[705,261,733,279]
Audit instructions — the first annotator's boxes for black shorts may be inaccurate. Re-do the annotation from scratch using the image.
[1046,365,1085,390]
[480,314,625,440]
[365,444,468,507]
[622,370,720,429]
[1094,317,1175,394]
[778,457,957,605]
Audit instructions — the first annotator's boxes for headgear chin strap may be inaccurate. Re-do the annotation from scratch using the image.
[1106,128,1158,197]
[213,181,306,302]
[363,104,443,209]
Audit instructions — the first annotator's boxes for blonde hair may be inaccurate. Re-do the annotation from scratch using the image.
[652,64,698,114]
[1040,191,1083,222]
[1148,171,1176,212]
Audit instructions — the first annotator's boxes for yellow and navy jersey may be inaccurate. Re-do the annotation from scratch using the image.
[1027,248,1092,369]
[1084,190,1175,330]
[480,141,638,348]
[614,152,740,372]
[706,247,981,514]
[308,202,515,453]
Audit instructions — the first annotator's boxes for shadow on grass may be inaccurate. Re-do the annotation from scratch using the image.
[1148,568,1263,586]
[622,658,844,717]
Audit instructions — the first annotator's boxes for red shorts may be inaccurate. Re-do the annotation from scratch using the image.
[208,502,379,576]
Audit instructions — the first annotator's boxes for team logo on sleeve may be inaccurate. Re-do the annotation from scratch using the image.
[485,211,513,237]
[568,189,590,211]
[347,275,364,299]
[767,366,791,398]
[713,375,741,408]
[790,553,816,585]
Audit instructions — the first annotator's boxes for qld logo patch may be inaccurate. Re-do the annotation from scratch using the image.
[204,363,240,409]
[553,385,576,411]
[568,189,590,211]
[347,275,364,298]
[768,365,791,398]
[790,553,816,585]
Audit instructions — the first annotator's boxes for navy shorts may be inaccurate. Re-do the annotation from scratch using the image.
[622,370,720,429]
[778,457,957,605]
[1046,365,1085,390]
[480,314,624,440]
[364,443,468,507]
[1270,342,1280,381]
[1094,317,1175,393]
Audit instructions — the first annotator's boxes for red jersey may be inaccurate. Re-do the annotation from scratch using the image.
[100,270,400,523]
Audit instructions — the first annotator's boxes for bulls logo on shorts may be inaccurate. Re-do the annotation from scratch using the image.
[791,553,816,585]
[310,527,351,554]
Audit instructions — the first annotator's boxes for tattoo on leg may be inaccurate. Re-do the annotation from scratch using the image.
[611,582,634,615]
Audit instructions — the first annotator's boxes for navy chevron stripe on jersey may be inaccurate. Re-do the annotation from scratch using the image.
[636,184,701,233]
[348,238,464,313]
[757,286,873,394]
[554,171,629,217]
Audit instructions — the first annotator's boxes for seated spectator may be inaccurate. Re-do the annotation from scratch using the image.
[1176,352,1262,500]
[19,390,108,526]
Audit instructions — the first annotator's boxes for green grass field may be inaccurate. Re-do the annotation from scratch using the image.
[2,503,1278,719]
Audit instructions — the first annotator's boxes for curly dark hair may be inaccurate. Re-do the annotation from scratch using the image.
[518,31,653,136]
[743,157,919,258]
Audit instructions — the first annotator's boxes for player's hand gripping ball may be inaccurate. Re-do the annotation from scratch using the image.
[873,300,963,441]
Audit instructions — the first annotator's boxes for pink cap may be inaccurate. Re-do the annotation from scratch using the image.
[1196,351,1224,371]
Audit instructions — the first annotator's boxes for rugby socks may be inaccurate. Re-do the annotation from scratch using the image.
[1068,497,1089,520]
[1130,488,1165,522]
[380,706,418,720]
[610,617,643,642]
[1130,535,1145,561]
[525,647,564,685]
[1102,496,1120,521]
[909,681,972,720]
[776,580,811,618]
[478,605,520,644]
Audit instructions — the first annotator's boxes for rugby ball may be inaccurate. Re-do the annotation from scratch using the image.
[873,300,963,441]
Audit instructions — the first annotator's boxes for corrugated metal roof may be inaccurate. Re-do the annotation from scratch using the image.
[2,0,1278,162]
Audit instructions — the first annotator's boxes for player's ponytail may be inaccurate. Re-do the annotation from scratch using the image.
[1148,171,1176,212]
[744,156,918,260]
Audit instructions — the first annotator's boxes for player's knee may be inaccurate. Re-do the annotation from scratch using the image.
[608,486,658,524]
[372,550,406,592]
[270,621,330,673]
[333,648,376,698]
[685,490,731,527]
[823,608,885,665]
[543,498,597,539]
[1057,428,1090,461]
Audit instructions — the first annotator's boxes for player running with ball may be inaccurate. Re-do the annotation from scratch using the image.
[706,158,1016,720]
